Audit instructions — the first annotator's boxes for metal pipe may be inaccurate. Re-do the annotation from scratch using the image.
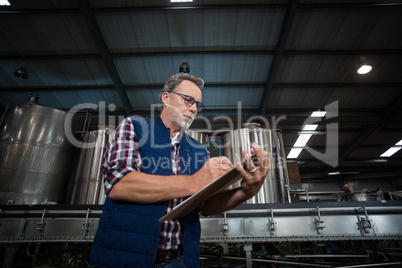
[2,205,401,216]
[286,185,292,203]
[351,239,358,264]
[224,206,402,215]
[277,130,292,203]
[0,209,103,216]
[332,262,402,268]
[0,101,10,130]
[200,254,331,267]
[274,254,368,258]
[301,191,344,195]
[81,111,88,137]
[289,189,310,202]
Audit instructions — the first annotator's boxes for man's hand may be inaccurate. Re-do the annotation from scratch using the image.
[190,156,233,192]
[199,142,270,216]
[235,142,270,199]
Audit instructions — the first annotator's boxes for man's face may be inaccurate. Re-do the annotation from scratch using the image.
[164,80,202,130]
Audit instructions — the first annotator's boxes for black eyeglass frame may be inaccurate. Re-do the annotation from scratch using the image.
[169,91,205,112]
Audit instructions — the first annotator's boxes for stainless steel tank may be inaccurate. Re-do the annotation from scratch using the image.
[185,130,209,147]
[70,126,115,205]
[0,97,75,205]
[222,123,287,203]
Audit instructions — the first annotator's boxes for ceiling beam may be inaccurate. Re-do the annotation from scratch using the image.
[76,0,134,116]
[0,4,287,15]
[259,0,299,115]
[1,2,401,14]
[60,107,388,116]
[3,49,402,60]
[274,83,402,88]
[0,50,275,60]
[1,82,401,92]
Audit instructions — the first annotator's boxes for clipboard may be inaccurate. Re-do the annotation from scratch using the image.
[158,154,257,222]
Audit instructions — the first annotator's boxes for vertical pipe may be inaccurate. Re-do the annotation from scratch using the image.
[0,101,10,130]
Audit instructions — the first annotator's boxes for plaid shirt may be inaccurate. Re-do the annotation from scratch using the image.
[100,117,184,250]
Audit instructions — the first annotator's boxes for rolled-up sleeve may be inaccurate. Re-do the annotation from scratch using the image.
[101,118,141,195]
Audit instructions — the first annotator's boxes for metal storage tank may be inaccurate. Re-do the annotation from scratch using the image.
[0,96,75,205]
[187,125,288,204]
[185,129,209,147]
[70,126,115,205]
[222,123,287,204]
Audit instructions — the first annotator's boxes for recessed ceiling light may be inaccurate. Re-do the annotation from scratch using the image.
[171,0,193,2]
[327,171,340,176]
[357,56,372,75]
[357,64,372,75]
[328,171,360,175]
[380,138,402,157]
[303,124,318,131]
[381,147,401,157]
[311,111,326,117]
[287,148,302,159]
[365,159,388,163]
[0,0,10,6]
[287,124,318,159]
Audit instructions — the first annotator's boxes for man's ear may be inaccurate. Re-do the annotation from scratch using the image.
[161,92,170,105]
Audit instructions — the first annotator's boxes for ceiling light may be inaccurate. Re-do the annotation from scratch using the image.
[13,63,28,79]
[303,124,318,131]
[357,65,372,74]
[293,134,313,147]
[171,0,193,2]
[365,159,388,163]
[0,0,10,6]
[287,148,302,159]
[328,171,360,175]
[311,111,326,117]
[287,133,313,158]
[179,58,190,73]
[380,147,401,157]
[327,171,340,176]
[380,138,402,157]
[357,56,372,75]
[287,124,318,159]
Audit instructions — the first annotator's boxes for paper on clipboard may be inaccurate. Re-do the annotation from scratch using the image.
[158,154,257,222]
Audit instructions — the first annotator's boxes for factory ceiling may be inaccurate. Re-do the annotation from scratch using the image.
[0,0,401,184]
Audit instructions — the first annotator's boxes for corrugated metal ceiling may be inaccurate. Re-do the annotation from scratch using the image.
[0,0,401,182]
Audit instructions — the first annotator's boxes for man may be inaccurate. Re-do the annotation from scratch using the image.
[89,73,270,267]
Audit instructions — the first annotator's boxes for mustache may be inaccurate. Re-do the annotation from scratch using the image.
[183,113,195,120]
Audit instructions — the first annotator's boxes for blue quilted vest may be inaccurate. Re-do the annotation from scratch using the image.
[89,116,208,268]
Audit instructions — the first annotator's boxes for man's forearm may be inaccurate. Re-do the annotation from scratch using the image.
[108,171,197,203]
[200,187,249,216]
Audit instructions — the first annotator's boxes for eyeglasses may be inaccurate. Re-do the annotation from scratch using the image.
[169,92,205,112]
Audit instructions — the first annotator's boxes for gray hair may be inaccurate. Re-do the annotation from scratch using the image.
[158,73,204,111]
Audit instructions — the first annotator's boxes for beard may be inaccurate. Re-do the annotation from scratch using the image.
[167,107,195,130]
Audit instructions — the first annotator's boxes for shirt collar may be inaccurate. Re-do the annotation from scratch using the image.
[158,116,184,142]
